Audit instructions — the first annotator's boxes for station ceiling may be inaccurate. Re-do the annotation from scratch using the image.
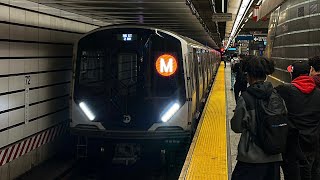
[32,0,228,49]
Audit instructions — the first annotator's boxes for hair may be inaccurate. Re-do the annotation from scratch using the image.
[291,61,310,80]
[244,56,275,80]
[233,53,238,58]
[308,56,320,72]
[239,54,245,59]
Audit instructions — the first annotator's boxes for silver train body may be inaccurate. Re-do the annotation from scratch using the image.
[70,25,220,141]
[266,0,320,83]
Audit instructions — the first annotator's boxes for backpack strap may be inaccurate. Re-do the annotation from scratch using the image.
[241,91,260,151]
[241,91,255,111]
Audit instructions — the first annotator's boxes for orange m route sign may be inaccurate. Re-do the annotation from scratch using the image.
[155,54,178,77]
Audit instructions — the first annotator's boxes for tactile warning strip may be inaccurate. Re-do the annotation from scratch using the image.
[180,63,228,180]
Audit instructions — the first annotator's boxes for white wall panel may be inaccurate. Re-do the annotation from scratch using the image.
[24,59,39,72]
[9,42,25,57]
[9,59,25,74]
[0,95,9,112]
[25,11,39,26]
[0,113,9,129]
[0,5,10,22]
[24,43,39,57]
[9,7,26,24]
[9,92,24,109]
[0,60,9,75]
[8,76,25,91]
[0,23,9,39]
[8,108,24,126]
[0,78,9,94]
[10,25,25,40]
[38,29,51,42]
[24,27,38,41]
[0,42,9,57]
[28,89,38,104]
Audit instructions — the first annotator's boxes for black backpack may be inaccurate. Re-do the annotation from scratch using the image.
[242,89,288,155]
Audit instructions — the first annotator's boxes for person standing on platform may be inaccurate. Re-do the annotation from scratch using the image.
[230,54,239,91]
[275,61,320,180]
[231,56,285,180]
[233,54,248,103]
[309,56,320,88]
[223,55,227,68]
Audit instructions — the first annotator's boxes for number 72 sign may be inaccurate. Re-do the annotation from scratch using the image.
[155,54,178,77]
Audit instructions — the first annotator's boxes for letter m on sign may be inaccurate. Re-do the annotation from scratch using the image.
[156,54,177,77]
[160,58,173,73]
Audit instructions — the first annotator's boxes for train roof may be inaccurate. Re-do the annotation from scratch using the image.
[79,24,218,52]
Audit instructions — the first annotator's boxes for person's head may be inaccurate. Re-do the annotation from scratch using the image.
[287,60,310,80]
[308,56,320,76]
[233,53,238,58]
[239,54,245,60]
[244,56,275,85]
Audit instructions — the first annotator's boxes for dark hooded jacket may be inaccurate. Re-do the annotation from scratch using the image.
[275,76,320,152]
[231,81,282,163]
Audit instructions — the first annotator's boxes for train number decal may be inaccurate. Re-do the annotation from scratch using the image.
[155,54,178,77]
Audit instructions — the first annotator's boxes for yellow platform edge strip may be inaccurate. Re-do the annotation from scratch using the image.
[179,63,228,180]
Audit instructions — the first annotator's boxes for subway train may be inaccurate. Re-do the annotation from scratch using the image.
[69,25,220,162]
[266,0,320,84]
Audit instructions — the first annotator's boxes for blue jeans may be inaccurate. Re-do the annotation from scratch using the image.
[231,72,236,89]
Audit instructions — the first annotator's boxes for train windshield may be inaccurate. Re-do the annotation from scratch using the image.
[74,28,186,129]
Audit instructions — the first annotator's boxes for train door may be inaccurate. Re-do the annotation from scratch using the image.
[192,48,201,116]
[186,50,197,126]
[197,50,204,102]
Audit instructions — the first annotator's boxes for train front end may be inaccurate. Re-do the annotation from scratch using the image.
[70,27,190,142]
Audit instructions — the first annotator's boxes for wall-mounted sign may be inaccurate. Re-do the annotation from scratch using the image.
[236,35,254,41]
[212,13,232,22]
[156,54,178,77]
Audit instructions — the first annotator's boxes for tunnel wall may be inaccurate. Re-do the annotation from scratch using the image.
[267,0,320,83]
[0,0,102,179]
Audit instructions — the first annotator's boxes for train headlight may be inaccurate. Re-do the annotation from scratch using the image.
[79,102,95,121]
[161,102,180,122]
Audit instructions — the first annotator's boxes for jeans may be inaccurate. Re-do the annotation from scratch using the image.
[231,72,236,89]
[232,161,280,180]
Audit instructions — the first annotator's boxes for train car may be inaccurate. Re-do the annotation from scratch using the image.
[266,0,320,84]
[70,25,220,163]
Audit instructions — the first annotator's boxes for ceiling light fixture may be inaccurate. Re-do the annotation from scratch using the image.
[225,0,254,48]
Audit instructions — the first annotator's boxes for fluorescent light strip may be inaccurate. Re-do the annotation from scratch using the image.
[225,0,254,49]
[79,102,95,121]
[161,103,180,122]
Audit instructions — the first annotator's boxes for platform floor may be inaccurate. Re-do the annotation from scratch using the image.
[180,63,233,180]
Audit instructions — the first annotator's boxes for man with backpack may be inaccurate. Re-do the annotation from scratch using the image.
[231,56,288,180]
[275,61,320,180]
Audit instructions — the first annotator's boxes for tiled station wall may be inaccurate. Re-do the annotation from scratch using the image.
[267,0,320,83]
[0,0,103,179]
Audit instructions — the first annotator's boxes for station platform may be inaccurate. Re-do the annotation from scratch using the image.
[179,62,240,180]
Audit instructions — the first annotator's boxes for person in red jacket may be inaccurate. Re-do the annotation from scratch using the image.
[275,61,320,180]
[309,56,320,88]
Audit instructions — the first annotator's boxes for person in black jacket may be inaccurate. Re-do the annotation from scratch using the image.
[275,61,320,180]
[233,54,248,102]
[231,56,282,180]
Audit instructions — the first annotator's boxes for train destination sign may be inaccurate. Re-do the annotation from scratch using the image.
[212,13,232,22]
[156,54,178,77]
